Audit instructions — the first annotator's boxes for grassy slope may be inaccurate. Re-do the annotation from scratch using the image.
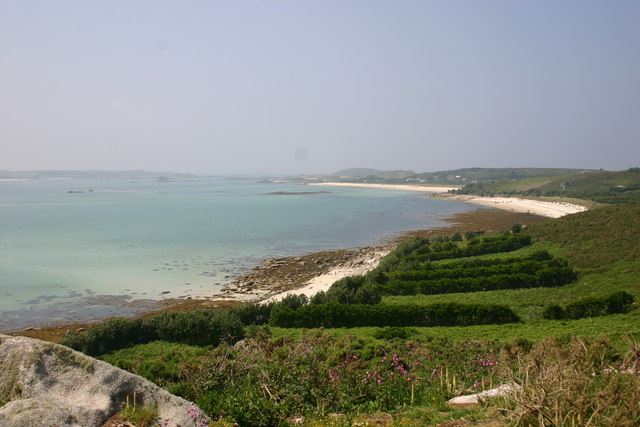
[96,202,640,425]
[456,169,640,203]
[326,167,587,185]
[277,203,640,345]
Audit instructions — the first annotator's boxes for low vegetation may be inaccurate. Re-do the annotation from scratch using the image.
[452,168,640,204]
[57,197,640,425]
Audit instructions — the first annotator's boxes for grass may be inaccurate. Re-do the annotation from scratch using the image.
[90,198,640,425]
[100,341,211,395]
[117,404,159,427]
[454,169,640,203]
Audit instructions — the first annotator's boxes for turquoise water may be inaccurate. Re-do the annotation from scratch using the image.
[0,177,480,330]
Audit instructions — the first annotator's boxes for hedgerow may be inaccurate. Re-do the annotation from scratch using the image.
[384,267,577,296]
[542,291,635,320]
[270,302,520,328]
[60,310,244,356]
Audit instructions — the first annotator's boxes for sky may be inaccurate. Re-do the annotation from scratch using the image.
[1,1,639,175]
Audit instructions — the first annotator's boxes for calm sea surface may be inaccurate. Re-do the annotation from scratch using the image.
[0,177,480,330]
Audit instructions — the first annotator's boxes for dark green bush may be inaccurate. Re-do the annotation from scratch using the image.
[541,305,565,320]
[271,302,520,328]
[60,310,244,356]
[60,318,156,356]
[542,291,635,320]
[312,276,381,305]
[373,326,417,340]
[148,310,244,347]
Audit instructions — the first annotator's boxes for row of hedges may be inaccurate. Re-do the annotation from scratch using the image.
[542,291,635,320]
[405,233,533,263]
[271,302,520,328]
[60,293,313,356]
[387,259,568,282]
[59,310,245,356]
[396,249,553,271]
[383,266,577,296]
[366,234,533,284]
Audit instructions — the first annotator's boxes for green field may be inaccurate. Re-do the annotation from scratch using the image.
[454,168,640,203]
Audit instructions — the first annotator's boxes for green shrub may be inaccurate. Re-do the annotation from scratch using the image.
[312,276,381,305]
[541,305,565,320]
[148,310,244,347]
[60,318,156,356]
[373,326,417,340]
[542,291,635,320]
[271,303,520,328]
[60,310,244,356]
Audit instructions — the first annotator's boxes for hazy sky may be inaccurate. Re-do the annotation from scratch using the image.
[1,1,639,175]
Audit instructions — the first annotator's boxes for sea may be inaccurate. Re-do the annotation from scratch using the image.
[0,176,481,331]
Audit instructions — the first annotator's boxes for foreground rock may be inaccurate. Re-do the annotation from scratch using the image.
[0,334,207,427]
[447,383,519,407]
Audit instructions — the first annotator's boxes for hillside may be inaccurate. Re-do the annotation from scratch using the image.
[324,167,591,185]
[329,168,416,180]
[453,168,640,203]
[414,167,589,185]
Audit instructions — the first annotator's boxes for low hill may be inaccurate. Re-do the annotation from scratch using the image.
[528,201,640,267]
[325,167,590,185]
[414,167,589,185]
[329,168,416,180]
[453,168,640,203]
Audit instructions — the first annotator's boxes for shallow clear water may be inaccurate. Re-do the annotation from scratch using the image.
[0,177,479,330]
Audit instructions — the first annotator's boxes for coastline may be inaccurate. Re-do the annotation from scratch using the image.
[309,181,588,218]
[432,193,588,218]
[308,182,460,192]
[9,198,551,342]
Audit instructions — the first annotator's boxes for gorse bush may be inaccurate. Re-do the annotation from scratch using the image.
[542,291,635,320]
[270,302,520,328]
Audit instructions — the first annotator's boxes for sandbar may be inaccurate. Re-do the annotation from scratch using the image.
[308,182,460,192]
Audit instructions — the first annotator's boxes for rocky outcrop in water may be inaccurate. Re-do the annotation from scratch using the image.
[0,334,207,427]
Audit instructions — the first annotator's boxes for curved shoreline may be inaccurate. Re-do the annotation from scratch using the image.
[433,193,588,218]
[309,181,588,218]
[8,201,549,341]
[308,182,460,193]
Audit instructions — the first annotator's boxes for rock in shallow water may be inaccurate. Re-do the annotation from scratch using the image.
[0,334,207,427]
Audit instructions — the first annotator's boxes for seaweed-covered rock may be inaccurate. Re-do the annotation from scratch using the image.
[0,334,207,427]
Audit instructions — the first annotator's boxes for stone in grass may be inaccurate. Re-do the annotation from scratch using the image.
[447,383,519,408]
[0,334,207,427]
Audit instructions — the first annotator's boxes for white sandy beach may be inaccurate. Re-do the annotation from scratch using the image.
[311,182,587,218]
[263,247,390,303]
[261,183,589,303]
[309,182,461,192]
[440,194,588,218]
